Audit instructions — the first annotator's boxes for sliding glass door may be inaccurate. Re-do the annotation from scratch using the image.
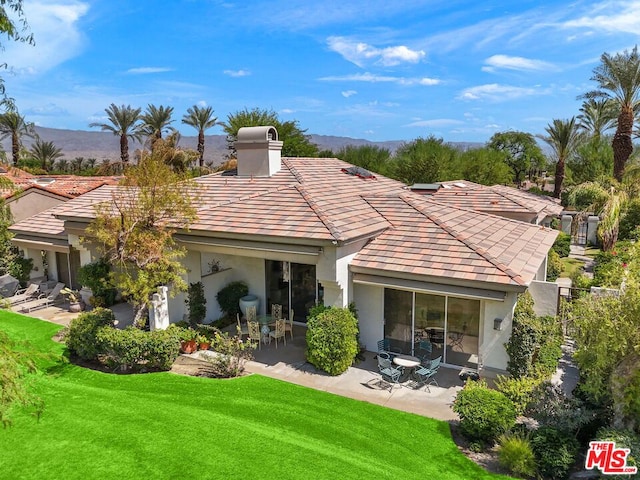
[265,260,319,323]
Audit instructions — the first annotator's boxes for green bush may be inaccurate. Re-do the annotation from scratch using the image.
[65,308,115,360]
[547,249,562,282]
[552,232,572,258]
[619,198,640,241]
[201,329,252,378]
[215,281,248,318]
[186,281,206,326]
[497,432,536,478]
[531,426,579,480]
[77,259,117,307]
[593,427,640,478]
[495,375,541,416]
[452,380,516,443]
[306,307,359,376]
[96,326,180,372]
[506,292,538,379]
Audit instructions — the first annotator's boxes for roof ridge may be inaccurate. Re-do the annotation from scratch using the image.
[401,194,526,286]
[282,158,305,184]
[488,185,538,212]
[296,184,344,241]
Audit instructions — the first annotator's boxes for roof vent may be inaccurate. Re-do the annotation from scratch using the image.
[32,177,56,186]
[341,166,376,179]
[236,126,283,177]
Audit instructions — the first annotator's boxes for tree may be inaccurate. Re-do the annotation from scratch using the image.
[181,105,219,167]
[85,144,198,327]
[487,131,546,186]
[89,104,142,164]
[539,118,583,198]
[334,144,391,175]
[136,132,198,174]
[0,111,36,165]
[28,138,64,171]
[455,147,512,186]
[583,46,640,181]
[0,0,33,108]
[0,199,16,275]
[577,98,617,140]
[139,104,175,146]
[567,135,614,185]
[222,107,319,158]
[392,136,458,185]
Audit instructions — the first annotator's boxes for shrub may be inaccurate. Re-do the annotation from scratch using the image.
[530,426,579,480]
[497,432,536,478]
[306,307,359,376]
[186,281,206,326]
[200,330,252,378]
[96,326,180,372]
[593,427,640,476]
[533,336,563,379]
[506,292,538,379]
[65,308,115,360]
[495,375,541,416]
[452,380,516,443]
[215,281,248,318]
[552,232,572,258]
[619,198,640,241]
[77,259,117,307]
[547,249,562,282]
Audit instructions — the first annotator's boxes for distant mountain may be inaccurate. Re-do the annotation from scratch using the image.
[0,126,483,166]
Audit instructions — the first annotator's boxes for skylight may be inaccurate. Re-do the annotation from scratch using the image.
[341,166,376,179]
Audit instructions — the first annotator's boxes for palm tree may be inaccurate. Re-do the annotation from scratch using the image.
[89,104,142,164]
[577,98,617,140]
[584,46,640,181]
[181,105,219,167]
[140,104,175,147]
[539,117,583,198]
[55,158,69,173]
[28,138,64,171]
[0,111,36,165]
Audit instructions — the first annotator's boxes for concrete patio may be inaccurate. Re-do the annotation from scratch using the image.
[11,303,465,421]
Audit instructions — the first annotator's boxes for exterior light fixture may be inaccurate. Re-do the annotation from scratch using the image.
[493,318,503,331]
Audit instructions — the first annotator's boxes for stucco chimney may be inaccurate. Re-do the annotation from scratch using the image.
[236,126,283,177]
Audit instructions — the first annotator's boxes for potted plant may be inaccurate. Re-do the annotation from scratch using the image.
[197,333,211,351]
[179,328,198,354]
[61,287,84,313]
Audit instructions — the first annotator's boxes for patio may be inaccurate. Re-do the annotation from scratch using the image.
[11,302,465,421]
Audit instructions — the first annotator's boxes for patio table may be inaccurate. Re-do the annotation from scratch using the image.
[256,315,273,343]
[393,354,421,383]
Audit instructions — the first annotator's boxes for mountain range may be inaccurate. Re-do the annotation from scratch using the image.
[1,126,483,166]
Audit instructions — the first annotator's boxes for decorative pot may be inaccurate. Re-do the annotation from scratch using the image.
[199,342,210,351]
[239,294,259,317]
[69,301,83,313]
[180,340,198,354]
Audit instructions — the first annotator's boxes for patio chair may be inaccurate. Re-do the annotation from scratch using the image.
[272,303,283,321]
[415,340,432,363]
[246,305,257,322]
[427,355,442,374]
[268,319,286,348]
[19,282,65,313]
[377,338,401,359]
[377,352,403,391]
[236,313,249,338]
[247,320,261,350]
[5,283,40,306]
[413,365,439,392]
[283,308,294,339]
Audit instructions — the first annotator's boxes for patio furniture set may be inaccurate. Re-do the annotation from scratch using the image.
[237,304,294,350]
[376,338,441,392]
[2,280,67,313]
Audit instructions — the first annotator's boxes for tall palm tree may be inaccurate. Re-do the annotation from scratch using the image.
[584,46,640,181]
[29,138,64,171]
[577,98,617,140]
[539,117,583,198]
[181,105,219,167]
[89,104,142,164]
[0,111,36,165]
[140,104,175,147]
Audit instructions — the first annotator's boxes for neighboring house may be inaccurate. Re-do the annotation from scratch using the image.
[9,127,558,376]
[410,180,563,227]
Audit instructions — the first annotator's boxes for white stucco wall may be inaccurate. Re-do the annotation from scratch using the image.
[7,191,66,223]
[23,247,45,279]
[353,282,384,352]
[481,292,518,376]
[536,255,548,281]
[529,280,559,317]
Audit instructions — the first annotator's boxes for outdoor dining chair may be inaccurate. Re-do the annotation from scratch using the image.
[272,303,283,321]
[415,340,432,363]
[413,365,439,392]
[247,320,261,350]
[268,318,286,348]
[283,308,294,339]
[377,338,401,359]
[377,352,403,391]
[246,305,257,322]
[236,313,249,339]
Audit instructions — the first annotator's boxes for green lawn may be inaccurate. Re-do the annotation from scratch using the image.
[0,311,512,480]
[560,257,585,278]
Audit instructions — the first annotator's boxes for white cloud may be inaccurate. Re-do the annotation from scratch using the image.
[457,83,544,101]
[3,1,89,75]
[319,72,440,86]
[223,69,251,77]
[197,100,208,107]
[126,67,173,74]
[561,2,640,34]
[280,108,295,114]
[341,90,357,98]
[406,119,464,127]
[327,36,425,67]
[482,54,555,72]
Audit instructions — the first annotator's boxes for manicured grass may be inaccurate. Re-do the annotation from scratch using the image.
[560,257,585,278]
[0,311,512,480]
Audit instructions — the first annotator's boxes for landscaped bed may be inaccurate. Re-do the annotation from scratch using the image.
[0,311,512,480]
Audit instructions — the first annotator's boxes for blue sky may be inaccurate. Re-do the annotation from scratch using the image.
[3,0,639,143]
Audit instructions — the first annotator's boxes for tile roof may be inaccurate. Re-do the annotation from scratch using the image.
[352,194,558,287]
[9,207,66,238]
